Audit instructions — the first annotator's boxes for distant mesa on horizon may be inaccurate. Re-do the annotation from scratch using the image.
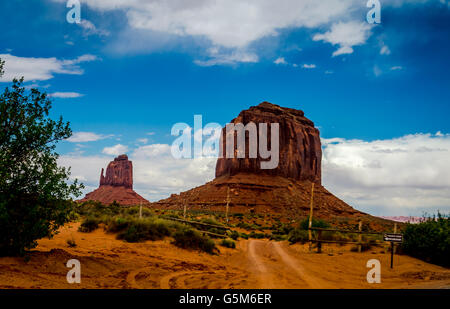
[79,154,149,206]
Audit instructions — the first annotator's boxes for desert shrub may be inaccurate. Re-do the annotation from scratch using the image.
[239,232,249,240]
[299,218,330,230]
[220,239,236,249]
[66,238,77,248]
[401,213,449,267]
[270,234,287,241]
[228,230,240,240]
[116,218,171,242]
[78,217,100,233]
[201,216,223,226]
[172,228,216,254]
[288,229,309,244]
[249,231,265,239]
[106,216,131,233]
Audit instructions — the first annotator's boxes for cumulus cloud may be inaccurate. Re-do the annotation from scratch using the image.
[79,20,110,37]
[313,21,373,57]
[67,132,113,143]
[0,54,98,82]
[102,144,129,156]
[322,133,450,216]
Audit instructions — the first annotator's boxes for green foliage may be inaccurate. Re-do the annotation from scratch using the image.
[172,229,216,254]
[401,213,449,267]
[299,218,330,230]
[78,217,100,233]
[117,219,171,242]
[228,230,240,240]
[288,229,309,244]
[0,71,83,256]
[249,231,266,239]
[220,239,236,249]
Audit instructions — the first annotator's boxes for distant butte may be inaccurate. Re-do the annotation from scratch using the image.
[80,154,149,206]
[155,102,366,219]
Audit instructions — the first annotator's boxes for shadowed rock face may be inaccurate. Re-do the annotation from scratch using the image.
[215,102,322,184]
[100,154,133,189]
[80,154,148,206]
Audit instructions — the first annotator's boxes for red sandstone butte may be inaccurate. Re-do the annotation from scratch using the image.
[155,102,365,219]
[80,154,149,206]
[216,101,322,184]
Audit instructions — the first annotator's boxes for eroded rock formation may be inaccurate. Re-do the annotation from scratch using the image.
[80,154,148,206]
[215,102,322,184]
[154,102,364,219]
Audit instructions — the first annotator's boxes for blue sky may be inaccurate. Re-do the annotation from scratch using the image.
[1,0,450,216]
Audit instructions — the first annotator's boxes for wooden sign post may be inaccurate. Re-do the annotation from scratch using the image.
[383,227,403,269]
[139,202,142,219]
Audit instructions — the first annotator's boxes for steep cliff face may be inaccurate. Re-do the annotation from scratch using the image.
[80,154,148,206]
[215,102,322,184]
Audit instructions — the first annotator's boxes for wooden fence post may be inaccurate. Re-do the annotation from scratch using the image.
[226,186,231,223]
[183,203,187,219]
[358,220,362,253]
[308,183,315,252]
[139,202,142,219]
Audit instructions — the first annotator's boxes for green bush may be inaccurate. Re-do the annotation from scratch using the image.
[249,231,265,239]
[78,217,100,233]
[172,228,216,254]
[299,218,330,230]
[220,239,236,249]
[288,229,309,244]
[401,213,449,267]
[228,230,240,240]
[116,218,171,242]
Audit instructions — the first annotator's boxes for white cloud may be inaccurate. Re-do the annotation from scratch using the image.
[194,48,258,66]
[79,20,110,37]
[137,138,149,144]
[380,44,391,55]
[302,63,316,69]
[48,92,84,98]
[313,21,373,57]
[0,54,98,82]
[322,133,450,216]
[55,0,357,48]
[68,132,112,143]
[390,66,403,70]
[274,57,287,65]
[102,144,129,156]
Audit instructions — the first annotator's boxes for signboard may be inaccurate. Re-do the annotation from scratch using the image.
[383,233,403,243]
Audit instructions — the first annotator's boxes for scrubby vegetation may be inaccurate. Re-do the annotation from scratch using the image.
[401,213,449,267]
[172,229,216,254]
[73,201,217,253]
[220,239,236,249]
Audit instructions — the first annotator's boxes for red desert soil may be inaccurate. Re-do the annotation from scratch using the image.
[0,222,448,289]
